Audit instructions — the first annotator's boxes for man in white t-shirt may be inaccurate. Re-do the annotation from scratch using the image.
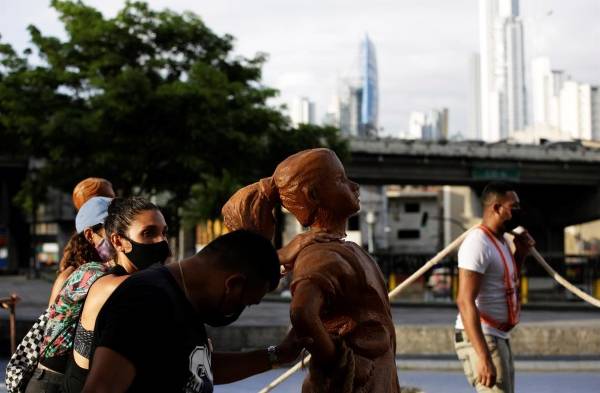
[455,182,534,393]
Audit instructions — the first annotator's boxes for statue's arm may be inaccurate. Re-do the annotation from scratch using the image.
[290,280,337,366]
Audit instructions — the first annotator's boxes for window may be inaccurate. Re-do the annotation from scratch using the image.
[397,229,420,239]
[404,203,420,213]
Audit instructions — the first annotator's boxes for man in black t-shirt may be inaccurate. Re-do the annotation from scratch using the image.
[82,230,306,393]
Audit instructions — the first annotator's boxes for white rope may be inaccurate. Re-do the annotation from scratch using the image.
[388,227,475,300]
[510,227,600,308]
[528,248,600,307]
[259,225,600,392]
[258,356,309,393]
[258,226,476,393]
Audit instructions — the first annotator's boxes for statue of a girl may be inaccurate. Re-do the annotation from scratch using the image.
[223,148,400,392]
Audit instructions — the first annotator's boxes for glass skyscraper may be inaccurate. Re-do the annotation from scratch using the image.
[360,34,379,137]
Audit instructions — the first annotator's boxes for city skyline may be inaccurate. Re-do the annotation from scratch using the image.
[531,56,600,141]
[1,0,599,138]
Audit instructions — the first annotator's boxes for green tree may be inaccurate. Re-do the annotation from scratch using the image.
[0,0,347,227]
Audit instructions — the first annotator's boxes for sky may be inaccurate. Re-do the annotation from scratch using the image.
[1,0,599,138]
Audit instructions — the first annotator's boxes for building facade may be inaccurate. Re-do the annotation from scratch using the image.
[479,0,527,141]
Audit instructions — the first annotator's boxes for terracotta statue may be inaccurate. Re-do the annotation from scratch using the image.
[222,148,400,392]
[72,178,115,210]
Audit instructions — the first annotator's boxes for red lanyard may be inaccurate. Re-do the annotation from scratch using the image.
[477,225,520,331]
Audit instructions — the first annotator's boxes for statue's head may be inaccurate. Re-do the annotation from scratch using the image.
[72,177,115,210]
[273,148,359,227]
[222,148,359,237]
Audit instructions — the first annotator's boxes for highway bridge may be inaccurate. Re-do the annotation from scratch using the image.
[347,138,600,252]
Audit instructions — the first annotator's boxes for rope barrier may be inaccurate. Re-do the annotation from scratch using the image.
[258,225,600,392]
[509,227,600,308]
[528,248,600,308]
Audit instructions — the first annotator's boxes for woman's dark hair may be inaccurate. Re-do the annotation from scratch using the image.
[58,224,103,273]
[104,197,160,238]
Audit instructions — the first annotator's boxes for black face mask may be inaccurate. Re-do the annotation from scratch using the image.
[503,208,523,232]
[204,291,246,327]
[122,236,171,270]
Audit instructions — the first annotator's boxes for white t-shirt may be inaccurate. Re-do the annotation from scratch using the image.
[455,227,519,339]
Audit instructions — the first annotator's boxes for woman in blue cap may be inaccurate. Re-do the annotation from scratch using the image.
[24,196,115,393]
[48,179,115,306]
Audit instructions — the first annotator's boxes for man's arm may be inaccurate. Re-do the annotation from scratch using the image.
[212,327,309,384]
[81,347,136,393]
[212,350,270,384]
[456,268,496,388]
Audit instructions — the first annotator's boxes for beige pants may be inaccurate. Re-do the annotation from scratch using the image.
[454,330,515,393]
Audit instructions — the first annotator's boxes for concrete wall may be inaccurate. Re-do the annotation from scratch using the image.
[395,324,600,356]
[205,323,600,356]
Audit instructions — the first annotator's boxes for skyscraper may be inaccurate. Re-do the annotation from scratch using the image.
[468,53,482,139]
[532,57,556,127]
[560,81,593,140]
[330,36,379,138]
[479,0,527,141]
[408,112,427,139]
[290,97,316,127]
[334,81,361,136]
[407,108,449,141]
[531,56,599,141]
[360,34,379,137]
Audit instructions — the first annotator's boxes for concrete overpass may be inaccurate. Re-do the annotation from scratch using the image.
[347,138,600,252]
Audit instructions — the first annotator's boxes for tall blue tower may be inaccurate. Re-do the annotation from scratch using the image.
[360,34,379,137]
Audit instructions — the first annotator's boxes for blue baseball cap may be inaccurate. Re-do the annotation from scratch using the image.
[75,196,112,233]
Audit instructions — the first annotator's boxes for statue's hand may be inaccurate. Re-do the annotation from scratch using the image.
[278,231,341,274]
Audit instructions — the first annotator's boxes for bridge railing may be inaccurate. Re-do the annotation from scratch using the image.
[373,252,600,304]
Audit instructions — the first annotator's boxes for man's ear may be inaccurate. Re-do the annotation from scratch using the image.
[493,202,503,215]
[224,273,246,295]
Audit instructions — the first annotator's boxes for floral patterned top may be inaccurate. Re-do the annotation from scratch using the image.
[40,262,109,359]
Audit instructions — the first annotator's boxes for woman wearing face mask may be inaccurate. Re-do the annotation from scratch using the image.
[25,197,114,393]
[62,197,170,393]
[48,178,115,305]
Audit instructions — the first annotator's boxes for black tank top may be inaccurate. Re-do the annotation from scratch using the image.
[62,264,129,392]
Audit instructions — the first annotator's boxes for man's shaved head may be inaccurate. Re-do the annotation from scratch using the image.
[481,182,517,207]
